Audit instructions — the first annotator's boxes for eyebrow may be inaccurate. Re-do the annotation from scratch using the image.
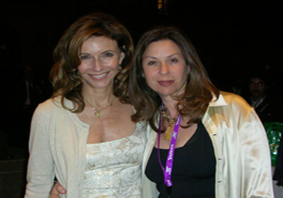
[167,53,180,58]
[144,56,157,59]
[78,53,89,55]
[101,50,116,53]
[250,81,265,84]
[144,53,180,59]
[79,49,116,55]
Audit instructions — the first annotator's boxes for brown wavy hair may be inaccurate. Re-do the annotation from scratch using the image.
[129,26,219,131]
[50,12,133,112]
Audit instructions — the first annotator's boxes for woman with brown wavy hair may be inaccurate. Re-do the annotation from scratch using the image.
[129,26,274,198]
[25,12,148,198]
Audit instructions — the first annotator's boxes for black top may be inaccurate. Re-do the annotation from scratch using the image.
[251,96,283,123]
[145,122,216,198]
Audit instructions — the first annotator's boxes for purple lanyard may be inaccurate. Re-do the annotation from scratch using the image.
[158,105,181,187]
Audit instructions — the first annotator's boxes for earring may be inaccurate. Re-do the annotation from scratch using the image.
[76,70,82,79]
[115,66,123,83]
[118,66,122,72]
[117,75,122,80]
[75,70,83,85]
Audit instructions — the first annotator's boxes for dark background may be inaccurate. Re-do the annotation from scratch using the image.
[0,0,283,112]
[1,0,282,89]
[0,1,282,197]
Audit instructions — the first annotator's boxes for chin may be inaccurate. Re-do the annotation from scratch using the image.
[158,91,176,98]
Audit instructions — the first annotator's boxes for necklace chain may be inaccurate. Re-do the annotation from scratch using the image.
[86,100,113,118]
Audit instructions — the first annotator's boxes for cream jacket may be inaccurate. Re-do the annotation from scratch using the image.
[25,97,91,198]
[25,97,147,198]
[141,92,274,198]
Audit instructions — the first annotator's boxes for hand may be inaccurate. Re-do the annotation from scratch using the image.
[49,182,66,198]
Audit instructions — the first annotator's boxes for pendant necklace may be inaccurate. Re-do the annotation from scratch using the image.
[161,110,178,141]
[86,100,113,118]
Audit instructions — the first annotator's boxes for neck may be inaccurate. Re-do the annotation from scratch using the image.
[161,98,179,119]
[252,94,266,101]
[82,86,115,108]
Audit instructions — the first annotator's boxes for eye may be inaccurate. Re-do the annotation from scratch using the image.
[169,58,178,63]
[148,61,157,66]
[103,52,114,57]
[80,54,91,60]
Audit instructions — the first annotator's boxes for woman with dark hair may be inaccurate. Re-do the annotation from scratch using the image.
[25,12,147,198]
[49,26,274,198]
[130,26,274,197]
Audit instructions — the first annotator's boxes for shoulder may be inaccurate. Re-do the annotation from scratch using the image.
[37,97,60,110]
[264,95,281,105]
[205,92,265,140]
[218,91,252,112]
[221,91,249,104]
[35,96,71,114]
[208,91,255,124]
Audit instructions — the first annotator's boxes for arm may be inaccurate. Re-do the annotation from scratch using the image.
[239,108,274,197]
[25,104,55,197]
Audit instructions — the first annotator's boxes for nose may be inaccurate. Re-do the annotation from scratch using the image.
[253,84,259,90]
[90,59,103,72]
[159,62,169,75]
[249,83,256,90]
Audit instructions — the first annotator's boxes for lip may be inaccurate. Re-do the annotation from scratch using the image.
[89,71,109,80]
[158,80,174,86]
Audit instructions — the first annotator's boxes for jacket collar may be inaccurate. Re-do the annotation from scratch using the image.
[203,92,229,136]
[209,92,227,107]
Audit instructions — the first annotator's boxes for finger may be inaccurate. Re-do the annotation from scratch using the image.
[49,183,62,198]
[57,184,66,194]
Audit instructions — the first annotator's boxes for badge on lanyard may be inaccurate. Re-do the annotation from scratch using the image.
[157,104,181,196]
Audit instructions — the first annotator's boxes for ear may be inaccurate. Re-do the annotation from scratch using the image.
[186,65,190,74]
[119,46,126,65]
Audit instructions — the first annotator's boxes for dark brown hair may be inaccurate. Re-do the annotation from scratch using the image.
[129,26,219,131]
[50,12,133,112]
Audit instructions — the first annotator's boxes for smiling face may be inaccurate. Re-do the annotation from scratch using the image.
[78,36,125,91]
[142,39,189,99]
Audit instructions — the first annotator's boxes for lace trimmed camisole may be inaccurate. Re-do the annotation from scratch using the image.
[82,122,147,198]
